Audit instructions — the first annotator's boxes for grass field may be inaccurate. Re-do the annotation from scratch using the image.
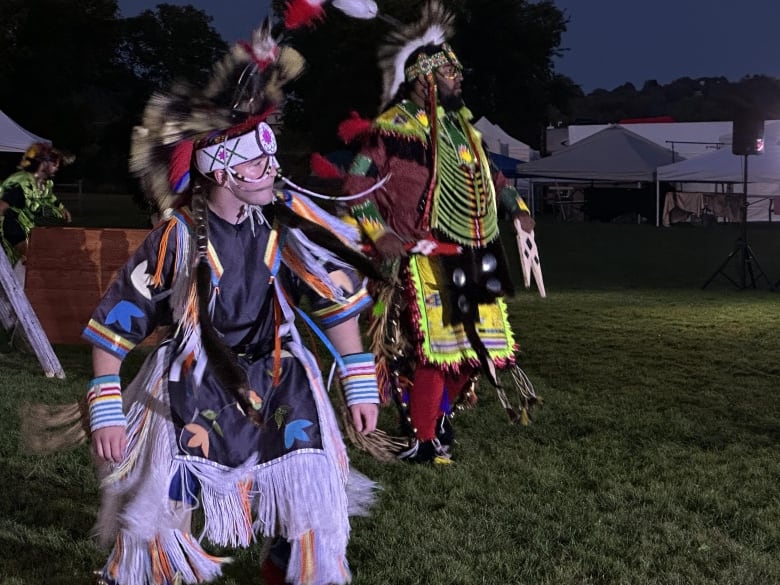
[2,218,780,585]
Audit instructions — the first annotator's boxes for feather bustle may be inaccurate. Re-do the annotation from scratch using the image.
[130,20,305,215]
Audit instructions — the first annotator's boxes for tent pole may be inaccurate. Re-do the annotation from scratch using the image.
[655,173,660,227]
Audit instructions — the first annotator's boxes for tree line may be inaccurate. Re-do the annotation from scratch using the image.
[560,75,780,127]
[0,0,226,189]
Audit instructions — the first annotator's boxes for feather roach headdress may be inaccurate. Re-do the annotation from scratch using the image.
[377,0,460,108]
[128,19,309,425]
[130,18,305,216]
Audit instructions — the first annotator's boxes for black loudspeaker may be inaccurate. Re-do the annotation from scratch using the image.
[732,114,765,155]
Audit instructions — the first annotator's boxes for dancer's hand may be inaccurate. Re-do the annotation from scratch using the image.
[514,210,535,233]
[349,403,379,435]
[92,426,128,464]
[374,232,407,258]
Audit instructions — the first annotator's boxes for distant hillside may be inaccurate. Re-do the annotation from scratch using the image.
[557,75,780,126]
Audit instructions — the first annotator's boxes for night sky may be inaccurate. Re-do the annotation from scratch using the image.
[118,0,780,93]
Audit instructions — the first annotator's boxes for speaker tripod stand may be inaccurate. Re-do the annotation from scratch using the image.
[702,154,773,290]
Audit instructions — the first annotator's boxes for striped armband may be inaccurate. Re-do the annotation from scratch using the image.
[86,375,126,433]
[339,353,380,407]
[350,199,388,243]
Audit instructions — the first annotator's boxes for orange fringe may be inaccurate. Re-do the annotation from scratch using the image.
[281,248,334,300]
[299,530,316,585]
[152,220,177,287]
[107,533,124,577]
[290,197,352,245]
[238,479,254,541]
[272,295,283,387]
[149,536,168,585]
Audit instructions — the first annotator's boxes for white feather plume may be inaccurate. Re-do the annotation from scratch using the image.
[249,19,278,63]
[332,0,378,19]
[388,24,447,107]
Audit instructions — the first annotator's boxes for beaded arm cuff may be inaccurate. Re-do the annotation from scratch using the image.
[339,352,381,407]
[86,375,126,432]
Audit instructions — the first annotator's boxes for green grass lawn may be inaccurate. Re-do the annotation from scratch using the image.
[2,219,780,584]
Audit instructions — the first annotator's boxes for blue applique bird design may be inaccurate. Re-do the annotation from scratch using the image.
[105,300,145,332]
[284,419,313,449]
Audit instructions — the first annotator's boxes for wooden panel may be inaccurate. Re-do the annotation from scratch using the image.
[25,226,152,345]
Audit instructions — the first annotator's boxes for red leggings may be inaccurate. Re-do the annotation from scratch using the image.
[409,364,470,441]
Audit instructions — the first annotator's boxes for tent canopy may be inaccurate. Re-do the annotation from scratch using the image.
[517,125,679,182]
[0,110,48,153]
[658,122,780,183]
[474,117,537,162]
[488,151,524,178]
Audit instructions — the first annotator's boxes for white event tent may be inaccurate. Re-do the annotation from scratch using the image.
[657,121,780,222]
[516,125,680,224]
[0,110,48,153]
[474,117,537,162]
[516,125,678,182]
[657,122,780,184]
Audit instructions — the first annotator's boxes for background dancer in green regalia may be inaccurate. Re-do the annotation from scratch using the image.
[0,142,73,267]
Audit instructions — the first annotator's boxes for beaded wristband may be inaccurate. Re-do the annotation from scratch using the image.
[339,353,380,407]
[86,375,126,433]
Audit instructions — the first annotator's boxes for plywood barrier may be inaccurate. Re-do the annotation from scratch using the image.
[25,226,154,345]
